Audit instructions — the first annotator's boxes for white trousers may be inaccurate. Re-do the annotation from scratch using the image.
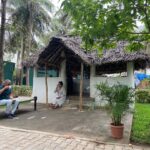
[0,99,19,114]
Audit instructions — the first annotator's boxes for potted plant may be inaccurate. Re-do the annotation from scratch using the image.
[96,82,133,139]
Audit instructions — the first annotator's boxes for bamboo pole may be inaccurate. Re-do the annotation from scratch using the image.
[26,67,30,86]
[45,64,48,106]
[79,63,84,111]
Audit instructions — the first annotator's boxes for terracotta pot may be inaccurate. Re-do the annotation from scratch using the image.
[110,123,124,139]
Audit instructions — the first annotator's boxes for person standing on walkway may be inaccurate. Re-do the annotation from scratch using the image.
[0,79,19,118]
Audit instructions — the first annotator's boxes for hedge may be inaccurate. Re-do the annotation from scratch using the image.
[12,85,32,96]
[135,89,150,103]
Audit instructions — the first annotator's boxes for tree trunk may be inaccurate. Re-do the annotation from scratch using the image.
[79,63,84,111]
[26,67,30,86]
[16,51,21,85]
[27,1,33,54]
[20,36,26,85]
[0,0,7,83]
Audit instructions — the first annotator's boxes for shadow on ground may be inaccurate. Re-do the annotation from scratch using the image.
[0,102,132,144]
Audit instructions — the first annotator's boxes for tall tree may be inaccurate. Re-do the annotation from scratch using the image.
[0,0,7,83]
[6,0,53,84]
[9,0,53,58]
[63,0,150,51]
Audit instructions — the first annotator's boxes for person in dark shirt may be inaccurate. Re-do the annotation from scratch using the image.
[0,84,12,118]
[0,79,19,118]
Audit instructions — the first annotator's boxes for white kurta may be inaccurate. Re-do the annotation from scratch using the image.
[50,87,66,106]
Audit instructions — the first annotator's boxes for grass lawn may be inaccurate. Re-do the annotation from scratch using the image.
[131,103,150,144]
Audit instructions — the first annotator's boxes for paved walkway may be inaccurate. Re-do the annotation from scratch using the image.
[0,103,133,144]
[0,126,149,150]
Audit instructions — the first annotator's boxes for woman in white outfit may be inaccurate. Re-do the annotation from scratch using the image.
[49,81,66,109]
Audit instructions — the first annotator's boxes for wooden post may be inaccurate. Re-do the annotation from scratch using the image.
[33,96,37,111]
[26,67,30,86]
[45,64,48,106]
[79,63,84,111]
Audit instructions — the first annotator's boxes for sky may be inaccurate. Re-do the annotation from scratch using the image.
[51,0,62,11]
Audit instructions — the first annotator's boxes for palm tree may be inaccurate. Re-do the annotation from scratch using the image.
[7,0,53,84]
[52,9,73,35]
[0,0,7,83]
[9,0,53,57]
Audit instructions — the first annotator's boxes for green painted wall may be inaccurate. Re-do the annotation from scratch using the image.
[3,61,15,82]
[29,67,34,87]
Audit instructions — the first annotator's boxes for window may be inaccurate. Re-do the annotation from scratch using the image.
[37,67,59,77]
[95,63,127,77]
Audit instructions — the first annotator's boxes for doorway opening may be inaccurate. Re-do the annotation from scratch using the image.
[66,61,90,97]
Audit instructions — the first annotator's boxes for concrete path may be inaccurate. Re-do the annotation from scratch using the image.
[0,126,149,150]
[0,103,132,144]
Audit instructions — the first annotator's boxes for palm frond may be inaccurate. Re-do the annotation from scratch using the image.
[33,0,54,12]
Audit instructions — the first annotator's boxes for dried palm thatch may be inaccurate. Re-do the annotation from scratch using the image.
[22,36,150,72]
[22,49,43,67]
[37,36,92,67]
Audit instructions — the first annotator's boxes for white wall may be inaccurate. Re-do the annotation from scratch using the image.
[32,60,66,103]
[32,60,134,104]
[90,62,134,105]
[32,77,65,103]
[146,68,150,75]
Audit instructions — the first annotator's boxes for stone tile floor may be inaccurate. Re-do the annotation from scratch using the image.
[0,102,132,144]
[0,126,149,150]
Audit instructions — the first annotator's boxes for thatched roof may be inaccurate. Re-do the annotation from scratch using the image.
[95,50,149,69]
[22,36,150,71]
[22,49,43,67]
[37,36,92,67]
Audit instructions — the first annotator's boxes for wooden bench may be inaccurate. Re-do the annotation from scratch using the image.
[0,96,37,111]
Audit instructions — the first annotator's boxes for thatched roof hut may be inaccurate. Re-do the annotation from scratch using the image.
[25,36,150,105]
[22,36,149,72]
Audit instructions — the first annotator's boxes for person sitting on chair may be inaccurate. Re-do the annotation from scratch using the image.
[0,79,19,118]
[49,81,66,109]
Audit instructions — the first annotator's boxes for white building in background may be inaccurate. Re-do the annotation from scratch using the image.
[4,53,17,63]
[22,36,149,104]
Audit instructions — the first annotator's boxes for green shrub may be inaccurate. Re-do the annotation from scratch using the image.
[12,85,32,96]
[96,82,134,126]
[135,90,150,103]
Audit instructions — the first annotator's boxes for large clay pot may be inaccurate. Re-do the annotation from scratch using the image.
[110,123,124,139]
